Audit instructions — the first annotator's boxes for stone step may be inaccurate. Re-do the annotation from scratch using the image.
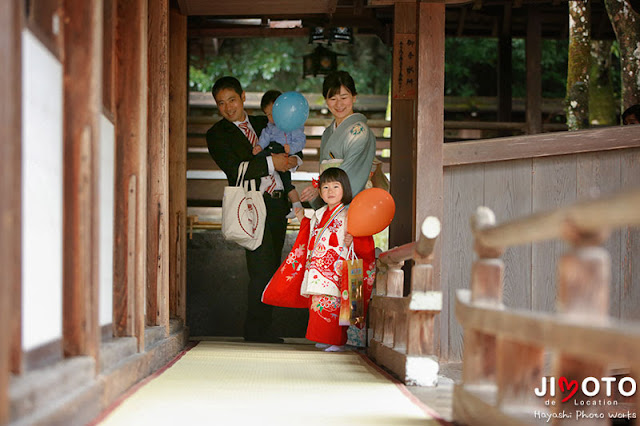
[100,337,137,374]
[144,326,166,350]
[169,318,184,335]
[10,356,95,422]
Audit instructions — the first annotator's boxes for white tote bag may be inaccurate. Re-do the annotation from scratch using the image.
[221,162,266,251]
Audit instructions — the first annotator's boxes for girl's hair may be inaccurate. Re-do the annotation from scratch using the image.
[322,71,357,99]
[318,167,353,205]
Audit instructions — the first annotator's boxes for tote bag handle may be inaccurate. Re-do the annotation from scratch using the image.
[235,161,259,192]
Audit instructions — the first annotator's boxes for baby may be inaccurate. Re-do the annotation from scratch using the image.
[253,90,306,219]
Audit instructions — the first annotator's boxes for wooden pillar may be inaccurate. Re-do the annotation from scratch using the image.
[389,1,416,251]
[114,0,148,351]
[62,0,102,362]
[526,5,542,134]
[497,4,512,124]
[415,1,444,293]
[147,0,170,332]
[169,5,187,322]
[0,0,22,421]
[416,2,445,357]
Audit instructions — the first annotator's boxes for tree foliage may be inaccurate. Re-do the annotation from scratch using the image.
[445,37,569,98]
[190,35,573,102]
[189,36,391,95]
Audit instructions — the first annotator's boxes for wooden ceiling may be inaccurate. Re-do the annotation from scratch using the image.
[182,0,618,43]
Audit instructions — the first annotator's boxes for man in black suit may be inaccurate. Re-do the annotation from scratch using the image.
[206,76,297,343]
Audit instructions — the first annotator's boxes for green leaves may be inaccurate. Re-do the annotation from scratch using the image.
[189,36,391,95]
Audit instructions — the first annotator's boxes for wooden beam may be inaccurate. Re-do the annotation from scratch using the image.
[525,5,542,134]
[169,5,188,322]
[103,0,116,119]
[456,6,467,37]
[114,0,148,352]
[25,0,63,59]
[474,189,640,251]
[177,0,336,16]
[389,1,416,251]
[1,0,22,421]
[147,0,170,333]
[189,27,308,39]
[455,289,640,367]
[62,0,101,365]
[443,125,640,167]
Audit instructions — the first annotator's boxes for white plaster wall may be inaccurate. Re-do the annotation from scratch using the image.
[21,30,63,351]
[99,115,115,327]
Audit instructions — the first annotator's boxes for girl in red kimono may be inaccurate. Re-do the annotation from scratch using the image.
[262,168,376,352]
[298,168,375,352]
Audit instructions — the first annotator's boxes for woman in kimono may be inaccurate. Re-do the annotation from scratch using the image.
[300,70,377,204]
[298,70,377,348]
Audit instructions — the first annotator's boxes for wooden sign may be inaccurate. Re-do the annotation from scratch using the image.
[393,33,417,99]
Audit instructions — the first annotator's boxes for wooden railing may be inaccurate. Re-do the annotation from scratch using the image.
[368,216,442,386]
[453,189,640,425]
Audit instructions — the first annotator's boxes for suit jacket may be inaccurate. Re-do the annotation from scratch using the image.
[206,115,270,187]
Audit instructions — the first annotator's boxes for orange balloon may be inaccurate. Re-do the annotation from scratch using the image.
[347,188,396,236]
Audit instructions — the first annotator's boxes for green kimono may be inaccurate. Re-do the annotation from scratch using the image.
[318,113,376,198]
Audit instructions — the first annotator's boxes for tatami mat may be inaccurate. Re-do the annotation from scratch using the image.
[96,340,446,425]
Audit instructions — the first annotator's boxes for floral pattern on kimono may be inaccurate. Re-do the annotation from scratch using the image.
[310,295,341,324]
[300,205,348,298]
[282,243,306,277]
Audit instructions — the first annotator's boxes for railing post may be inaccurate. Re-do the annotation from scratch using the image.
[463,207,504,387]
[381,261,402,348]
[386,261,404,297]
[375,259,388,296]
[407,262,435,356]
[553,226,610,423]
[370,217,441,386]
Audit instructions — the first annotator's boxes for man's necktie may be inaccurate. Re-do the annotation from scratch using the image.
[238,121,277,193]
[238,121,259,147]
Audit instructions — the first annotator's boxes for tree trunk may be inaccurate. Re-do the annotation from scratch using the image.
[589,40,616,126]
[566,1,591,130]
[605,0,640,113]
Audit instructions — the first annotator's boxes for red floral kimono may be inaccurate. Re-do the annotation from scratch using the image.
[262,204,376,347]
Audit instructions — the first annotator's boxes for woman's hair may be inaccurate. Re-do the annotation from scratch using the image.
[260,90,282,111]
[318,167,353,205]
[322,71,357,99]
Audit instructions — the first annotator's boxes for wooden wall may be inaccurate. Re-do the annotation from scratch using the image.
[441,147,640,362]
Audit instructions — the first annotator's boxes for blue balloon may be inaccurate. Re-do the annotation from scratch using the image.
[272,91,309,133]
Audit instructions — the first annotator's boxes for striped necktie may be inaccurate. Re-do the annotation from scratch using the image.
[238,120,277,194]
[238,121,259,147]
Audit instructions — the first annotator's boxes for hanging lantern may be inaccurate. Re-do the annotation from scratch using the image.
[329,27,354,44]
[309,27,329,44]
[302,45,339,78]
